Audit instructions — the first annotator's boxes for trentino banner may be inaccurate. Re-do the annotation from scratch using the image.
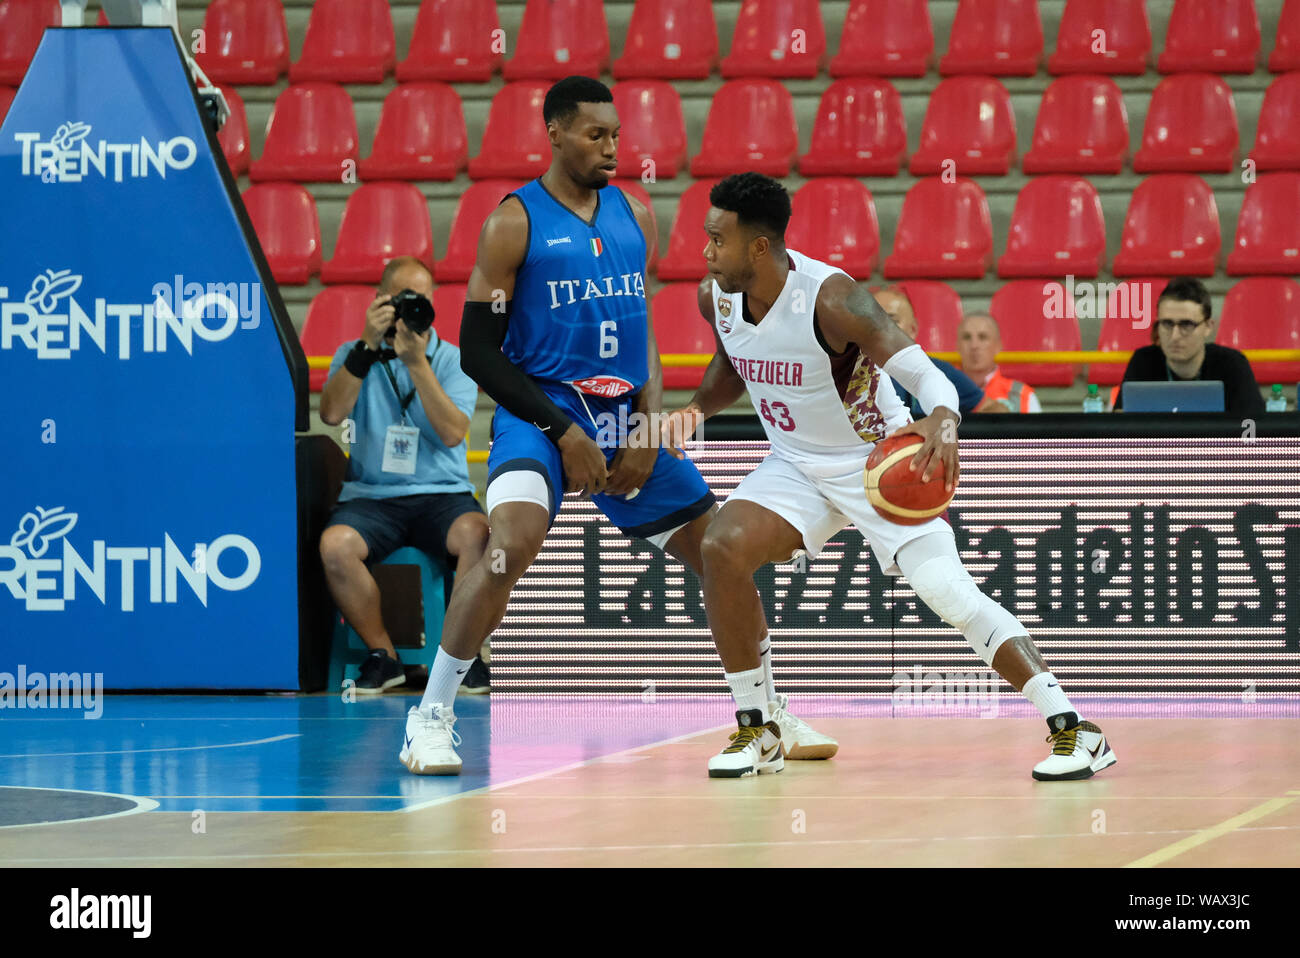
[0,28,304,688]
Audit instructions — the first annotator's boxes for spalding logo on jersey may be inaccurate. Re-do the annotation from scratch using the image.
[569,375,634,397]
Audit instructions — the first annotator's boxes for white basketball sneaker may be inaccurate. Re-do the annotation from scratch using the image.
[399,703,462,775]
[708,709,784,778]
[770,693,839,760]
[1032,717,1117,781]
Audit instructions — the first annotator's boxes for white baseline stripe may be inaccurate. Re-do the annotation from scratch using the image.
[0,733,300,759]
[399,721,734,813]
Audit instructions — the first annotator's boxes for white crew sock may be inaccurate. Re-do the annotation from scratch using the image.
[758,635,777,702]
[725,665,770,723]
[420,647,476,713]
[1022,672,1076,725]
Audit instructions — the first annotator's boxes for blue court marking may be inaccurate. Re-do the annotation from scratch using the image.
[0,694,729,814]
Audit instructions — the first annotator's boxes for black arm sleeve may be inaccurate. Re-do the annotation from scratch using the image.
[459,300,574,444]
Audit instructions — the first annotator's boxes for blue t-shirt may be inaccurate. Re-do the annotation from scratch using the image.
[893,358,985,418]
[502,179,648,400]
[327,333,478,501]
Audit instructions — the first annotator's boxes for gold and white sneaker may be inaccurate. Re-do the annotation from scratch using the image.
[708,709,784,778]
[399,703,462,775]
[770,693,838,760]
[1032,718,1117,781]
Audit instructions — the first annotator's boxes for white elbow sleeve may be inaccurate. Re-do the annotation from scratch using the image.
[882,344,961,421]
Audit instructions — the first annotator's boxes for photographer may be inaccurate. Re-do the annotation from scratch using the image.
[319,257,489,694]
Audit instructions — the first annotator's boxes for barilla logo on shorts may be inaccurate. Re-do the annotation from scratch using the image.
[569,375,634,398]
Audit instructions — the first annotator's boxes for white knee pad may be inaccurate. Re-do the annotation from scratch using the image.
[485,469,551,517]
[903,552,1027,667]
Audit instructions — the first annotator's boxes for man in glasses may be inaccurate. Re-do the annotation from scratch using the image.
[1113,278,1265,416]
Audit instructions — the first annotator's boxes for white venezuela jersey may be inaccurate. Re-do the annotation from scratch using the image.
[712,248,911,469]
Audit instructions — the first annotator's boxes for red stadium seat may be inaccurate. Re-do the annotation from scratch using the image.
[831,0,932,77]
[359,83,466,181]
[612,81,687,180]
[194,0,289,85]
[0,0,59,86]
[689,80,798,178]
[989,281,1082,387]
[290,0,395,84]
[613,0,717,80]
[720,0,826,79]
[398,0,503,83]
[1218,277,1300,383]
[302,286,374,391]
[786,179,880,279]
[432,284,468,349]
[242,183,322,285]
[886,281,964,352]
[435,180,526,282]
[322,182,435,284]
[652,283,715,390]
[1249,74,1300,171]
[658,178,719,280]
[467,82,550,179]
[1133,74,1238,173]
[1157,0,1261,74]
[909,77,1017,176]
[884,178,994,279]
[1048,0,1151,75]
[250,83,358,182]
[1112,175,1220,276]
[216,87,250,176]
[609,179,660,273]
[939,0,1043,76]
[503,0,610,81]
[1227,174,1300,275]
[0,87,17,127]
[1270,0,1300,71]
[998,176,1107,278]
[1092,278,1168,385]
[798,78,907,177]
[1022,75,1129,175]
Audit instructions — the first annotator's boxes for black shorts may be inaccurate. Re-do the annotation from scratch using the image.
[325,492,484,565]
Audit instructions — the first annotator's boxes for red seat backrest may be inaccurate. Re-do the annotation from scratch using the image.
[612,80,687,180]
[613,0,717,79]
[940,0,1043,75]
[1218,277,1300,383]
[720,0,826,78]
[831,0,932,77]
[195,0,290,85]
[652,283,715,390]
[786,179,880,279]
[1158,0,1261,73]
[989,280,1082,386]
[398,0,503,83]
[1049,0,1151,74]
[0,0,60,86]
[302,286,375,390]
[1023,75,1130,174]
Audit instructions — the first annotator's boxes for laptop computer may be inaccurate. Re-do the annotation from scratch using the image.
[1122,381,1226,412]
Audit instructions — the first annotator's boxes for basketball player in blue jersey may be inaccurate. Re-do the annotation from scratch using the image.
[662,173,1119,781]
[399,78,836,774]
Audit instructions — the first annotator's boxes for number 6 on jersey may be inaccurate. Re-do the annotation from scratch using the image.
[599,319,618,358]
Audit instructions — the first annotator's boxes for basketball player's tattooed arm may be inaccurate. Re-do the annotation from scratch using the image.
[462,197,609,495]
[606,193,662,495]
[816,276,961,491]
[661,279,747,459]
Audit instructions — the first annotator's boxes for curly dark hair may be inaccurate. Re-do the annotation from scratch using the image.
[543,76,613,127]
[709,172,792,240]
[1158,277,1212,321]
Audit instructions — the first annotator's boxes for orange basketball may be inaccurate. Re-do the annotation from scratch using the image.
[865,434,955,526]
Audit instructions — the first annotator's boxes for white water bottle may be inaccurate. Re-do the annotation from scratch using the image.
[1082,384,1104,413]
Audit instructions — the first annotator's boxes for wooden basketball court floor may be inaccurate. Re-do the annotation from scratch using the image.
[2,693,1298,867]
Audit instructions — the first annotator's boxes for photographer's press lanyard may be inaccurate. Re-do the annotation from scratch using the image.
[379,359,419,475]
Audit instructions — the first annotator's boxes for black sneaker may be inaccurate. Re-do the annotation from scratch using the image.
[354,649,405,694]
[458,655,490,695]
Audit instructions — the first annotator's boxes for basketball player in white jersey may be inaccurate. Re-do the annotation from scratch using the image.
[661,173,1118,781]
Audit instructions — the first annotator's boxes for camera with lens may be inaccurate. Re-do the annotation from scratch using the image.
[384,289,436,340]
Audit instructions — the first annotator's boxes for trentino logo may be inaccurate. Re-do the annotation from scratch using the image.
[1,269,257,359]
[0,506,261,612]
[14,121,198,183]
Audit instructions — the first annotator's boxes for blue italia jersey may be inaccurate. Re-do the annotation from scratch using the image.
[502,179,649,399]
